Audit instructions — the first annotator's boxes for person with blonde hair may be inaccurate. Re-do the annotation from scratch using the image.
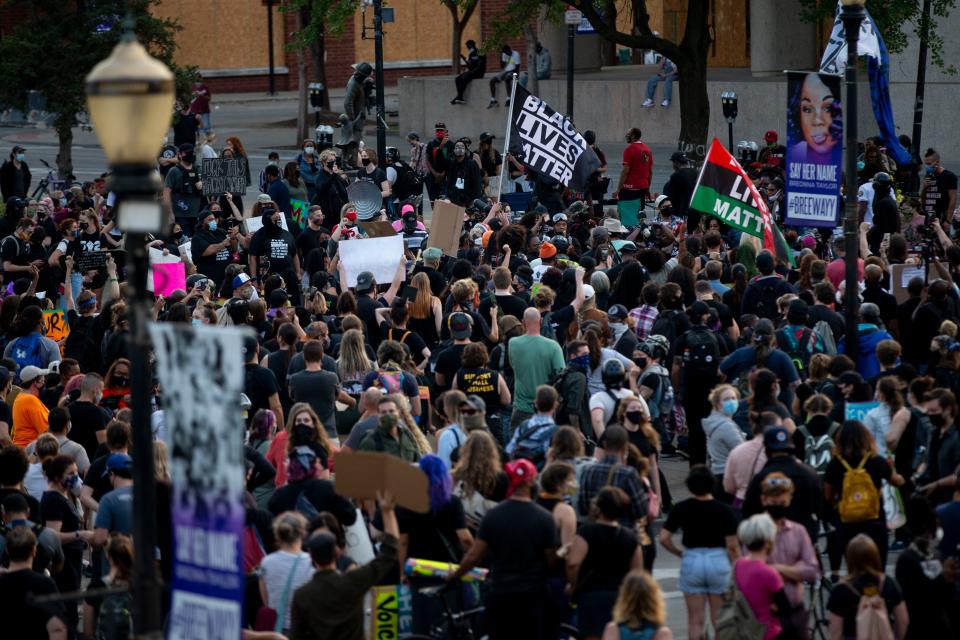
[390,393,432,456]
[153,440,171,483]
[258,511,313,635]
[336,328,375,398]
[601,570,673,640]
[406,271,443,349]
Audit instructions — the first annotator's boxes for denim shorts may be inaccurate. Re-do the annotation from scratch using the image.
[679,547,731,594]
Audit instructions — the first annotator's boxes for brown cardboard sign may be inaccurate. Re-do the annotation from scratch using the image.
[334,451,429,513]
[359,221,397,238]
[890,263,926,304]
[429,200,465,257]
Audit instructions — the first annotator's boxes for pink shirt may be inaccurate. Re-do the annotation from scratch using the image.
[735,558,784,640]
[826,257,864,289]
[723,439,767,501]
[769,519,820,604]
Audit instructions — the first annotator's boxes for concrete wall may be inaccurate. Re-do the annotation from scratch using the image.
[749,0,818,76]
[399,69,960,161]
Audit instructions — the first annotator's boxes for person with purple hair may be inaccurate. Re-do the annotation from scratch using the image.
[247,409,277,510]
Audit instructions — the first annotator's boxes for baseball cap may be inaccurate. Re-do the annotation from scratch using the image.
[406,131,421,141]
[607,304,629,321]
[763,427,794,452]
[257,193,272,203]
[355,271,375,292]
[689,300,711,318]
[504,458,537,496]
[269,288,289,308]
[434,121,447,131]
[860,302,881,322]
[540,242,557,259]
[582,284,595,300]
[619,241,638,253]
[104,453,134,475]
[233,273,252,290]
[177,143,194,154]
[242,335,259,359]
[669,151,689,164]
[19,365,49,384]
[654,194,670,209]
[479,132,495,142]
[448,312,473,339]
[461,395,487,414]
[764,130,779,143]
[401,203,416,217]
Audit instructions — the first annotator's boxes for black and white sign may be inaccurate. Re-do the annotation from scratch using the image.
[508,84,600,191]
[200,158,248,196]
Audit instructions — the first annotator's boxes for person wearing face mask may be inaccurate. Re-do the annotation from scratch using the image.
[258,151,281,192]
[445,141,482,206]
[100,359,131,412]
[67,374,111,462]
[190,210,234,289]
[917,388,960,506]
[298,139,322,200]
[40,454,92,633]
[865,172,899,253]
[248,207,303,305]
[357,396,422,462]
[313,149,349,229]
[702,385,745,502]
[263,163,295,226]
[425,122,455,201]
[163,143,204,237]
[0,145,31,201]
[355,147,392,211]
[1,216,41,285]
[921,147,958,226]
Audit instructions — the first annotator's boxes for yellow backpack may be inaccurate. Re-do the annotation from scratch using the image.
[838,455,880,524]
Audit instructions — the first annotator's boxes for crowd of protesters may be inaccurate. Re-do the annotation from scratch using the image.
[0,103,958,640]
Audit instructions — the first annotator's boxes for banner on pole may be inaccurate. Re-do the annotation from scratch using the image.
[784,71,842,228]
[508,84,600,190]
[151,323,248,640]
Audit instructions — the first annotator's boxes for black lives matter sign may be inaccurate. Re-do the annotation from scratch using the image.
[200,158,248,196]
[508,84,599,191]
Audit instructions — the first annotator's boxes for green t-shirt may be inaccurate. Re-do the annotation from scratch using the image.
[508,335,565,413]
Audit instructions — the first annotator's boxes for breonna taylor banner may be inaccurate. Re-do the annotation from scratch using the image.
[690,138,792,264]
[508,84,600,191]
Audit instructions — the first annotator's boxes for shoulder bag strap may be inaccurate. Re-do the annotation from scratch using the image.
[604,462,621,489]
[274,554,303,632]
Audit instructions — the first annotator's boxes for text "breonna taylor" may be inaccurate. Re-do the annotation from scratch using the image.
[515,95,589,185]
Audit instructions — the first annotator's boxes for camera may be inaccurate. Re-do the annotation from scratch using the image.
[466,197,492,217]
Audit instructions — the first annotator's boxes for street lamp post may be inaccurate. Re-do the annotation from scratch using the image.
[841,0,864,364]
[86,25,174,639]
[372,0,387,161]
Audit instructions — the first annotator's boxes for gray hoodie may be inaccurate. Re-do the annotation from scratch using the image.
[702,409,745,475]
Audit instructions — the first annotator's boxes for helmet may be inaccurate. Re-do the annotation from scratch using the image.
[641,334,670,360]
[551,235,569,253]
[601,359,626,390]
[384,147,400,163]
[872,171,893,188]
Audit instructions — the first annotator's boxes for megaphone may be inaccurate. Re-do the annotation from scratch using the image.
[347,180,383,220]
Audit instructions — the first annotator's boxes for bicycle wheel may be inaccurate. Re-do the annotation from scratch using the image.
[559,622,582,640]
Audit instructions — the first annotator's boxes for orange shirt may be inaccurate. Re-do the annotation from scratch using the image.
[12,392,49,449]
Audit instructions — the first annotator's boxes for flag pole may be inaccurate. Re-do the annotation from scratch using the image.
[497,73,519,202]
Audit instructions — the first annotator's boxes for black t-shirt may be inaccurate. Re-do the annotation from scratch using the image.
[68,400,111,462]
[827,574,903,639]
[244,363,279,423]
[411,265,446,297]
[264,350,295,413]
[379,324,428,359]
[434,343,467,390]
[0,487,40,522]
[396,499,467,563]
[0,569,66,639]
[287,369,340,437]
[249,229,297,275]
[662,498,739,548]
[477,499,557,594]
[172,112,200,147]
[40,491,82,549]
[356,294,387,346]
[191,228,231,287]
[296,226,325,260]
[454,367,502,411]
[543,304,576,346]
[575,522,638,595]
[355,166,388,190]
[165,164,204,219]
[267,478,357,524]
[923,168,958,218]
[86,453,116,502]
[0,234,29,273]
[824,454,892,522]
[478,293,529,323]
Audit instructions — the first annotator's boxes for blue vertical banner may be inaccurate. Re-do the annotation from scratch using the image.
[784,71,843,228]
[150,323,248,640]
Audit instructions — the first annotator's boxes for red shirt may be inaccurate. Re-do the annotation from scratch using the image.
[622,141,653,190]
[826,257,864,289]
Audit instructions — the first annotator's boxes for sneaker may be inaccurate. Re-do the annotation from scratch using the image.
[641,98,654,108]
[487,99,498,108]
[450,98,464,105]
[661,99,670,107]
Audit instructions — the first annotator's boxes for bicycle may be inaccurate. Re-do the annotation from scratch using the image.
[29,159,78,199]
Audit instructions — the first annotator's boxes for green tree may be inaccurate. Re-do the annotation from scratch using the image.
[488,0,713,158]
[798,0,957,74]
[442,0,480,73]
[0,0,193,180]
[282,0,361,144]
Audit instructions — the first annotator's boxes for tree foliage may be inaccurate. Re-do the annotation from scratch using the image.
[798,0,957,74]
[0,0,193,177]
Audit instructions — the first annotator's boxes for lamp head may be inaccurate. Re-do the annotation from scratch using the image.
[840,0,865,6]
[85,29,175,167]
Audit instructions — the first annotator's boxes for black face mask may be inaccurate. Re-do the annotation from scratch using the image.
[326,160,336,169]
[361,158,371,167]
[181,153,196,164]
[292,423,314,444]
[928,413,947,428]
[634,356,648,370]
[79,222,89,231]
[660,206,674,217]
[113,376,129,388]
[766,505,790,520]
[625,410,644,425]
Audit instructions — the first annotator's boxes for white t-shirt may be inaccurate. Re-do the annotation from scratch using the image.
[589,388,649,428]
[260,550,314,630]
[502,51,521,72]
[25,462,46,501]
[857,181,875,225]
[386,166,397,184]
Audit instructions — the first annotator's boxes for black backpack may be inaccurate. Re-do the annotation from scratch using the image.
[650,310,680,346]
[753,279,780,320]
[775,327,817,377]
[392,162,423,201]
[681,327,720,375]
[539,311,557,342]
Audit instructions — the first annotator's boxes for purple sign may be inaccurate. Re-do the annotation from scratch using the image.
[785,71,843,228]
[149,324,248,640]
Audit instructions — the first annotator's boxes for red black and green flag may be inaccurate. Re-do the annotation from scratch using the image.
[690,138,792,265]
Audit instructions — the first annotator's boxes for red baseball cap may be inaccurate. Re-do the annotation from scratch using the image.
[764,130,778,143]
[504,459,537,496]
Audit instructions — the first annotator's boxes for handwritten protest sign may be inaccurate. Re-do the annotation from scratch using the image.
[44,310,69,342]
[152,262,186,297]
[200,157,248,196]
[846,401,879,423]
[75,251,108,273]
[291,198,309,227]
[429,201,464,257]
[337,236,404,289]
